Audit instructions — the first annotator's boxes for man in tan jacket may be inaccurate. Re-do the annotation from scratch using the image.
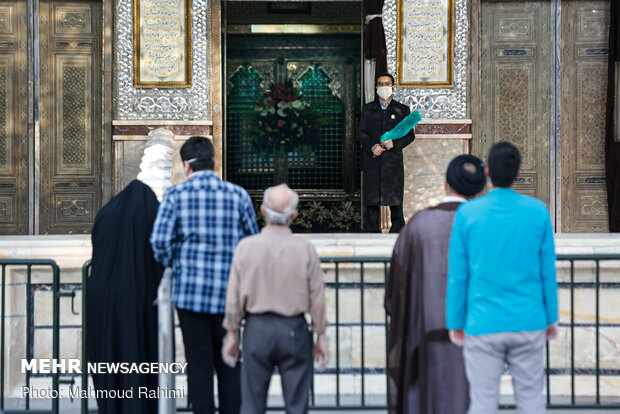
[222,184,329,414]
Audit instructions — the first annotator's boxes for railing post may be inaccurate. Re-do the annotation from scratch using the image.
[52,262,60,414]
[335,262,340,407]
[570,259,575,405]
[81,260,91,414]
[360,262,365,406]
[595,259,600,405]
[26,265,32,411]
[1,265,5,411]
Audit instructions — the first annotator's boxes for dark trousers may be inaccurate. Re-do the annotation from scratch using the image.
[177,309,240,414]
[241,313,313,414]
[364,205,405,233]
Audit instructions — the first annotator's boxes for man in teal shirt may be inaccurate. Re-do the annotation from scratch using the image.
[447,142,558,414]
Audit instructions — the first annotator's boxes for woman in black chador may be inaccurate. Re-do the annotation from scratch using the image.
[86,180,163,414]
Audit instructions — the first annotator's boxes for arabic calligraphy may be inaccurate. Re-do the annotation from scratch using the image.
[400,0,451,84]
[139,0,186,82]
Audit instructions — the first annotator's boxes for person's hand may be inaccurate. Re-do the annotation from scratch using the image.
[314,334,329,370]
[546,323,559,340]
[449,329,465,347]
[381,139,394,150]
[222,331,239,368]
[372,144,385,157]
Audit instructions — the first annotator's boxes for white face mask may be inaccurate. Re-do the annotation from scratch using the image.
[377,86,393,100]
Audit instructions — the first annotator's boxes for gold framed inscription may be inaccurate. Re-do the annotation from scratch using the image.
[396,0,454,88]
[133,0,192,88]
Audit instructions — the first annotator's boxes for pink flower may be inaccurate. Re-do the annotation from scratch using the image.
[277,120,285,127]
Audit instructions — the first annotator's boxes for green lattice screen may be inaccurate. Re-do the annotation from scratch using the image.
[226,64,345,191]
[289,66,343,190]
[226,66,275,190]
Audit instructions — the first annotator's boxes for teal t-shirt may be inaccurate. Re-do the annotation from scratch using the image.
[446,188,559,335]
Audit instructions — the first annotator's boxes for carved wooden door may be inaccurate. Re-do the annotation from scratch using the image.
[38,0,102,233]
[480,1,552,206]
[481,0,610,232]
[0,1,29,234]
[560,0,609,232]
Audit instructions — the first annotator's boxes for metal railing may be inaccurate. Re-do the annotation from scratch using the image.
[0,259,61,414]
[540,254,620,410]
[2,255,620,412]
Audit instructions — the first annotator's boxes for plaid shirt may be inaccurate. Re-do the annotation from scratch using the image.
[150,170,258,314]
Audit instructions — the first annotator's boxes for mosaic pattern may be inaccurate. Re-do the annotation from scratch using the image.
[498,18,532,40]
[0,64,6,166]
[580,15,609,39]
[115,0,209,119]
[0,198,8,221]
[496,66,532,169]
[580,195,608,216]
[59,199,89,217]
[62,65,87,166]
[132,95,194,113]
[385,0,467,118]
[0,7,12,33]
[56,7,91,33]
[577,63,606,168]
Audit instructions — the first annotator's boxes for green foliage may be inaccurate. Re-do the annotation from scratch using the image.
[245,80,326,157]
[252,199,361,233]
[293,200,361,232]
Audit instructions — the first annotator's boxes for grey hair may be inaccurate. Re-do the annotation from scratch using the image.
[262,186,299,225]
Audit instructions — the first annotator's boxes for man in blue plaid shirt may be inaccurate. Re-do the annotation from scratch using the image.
[150,136,258,414]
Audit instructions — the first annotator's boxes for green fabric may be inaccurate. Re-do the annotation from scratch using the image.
[380,110,422,142]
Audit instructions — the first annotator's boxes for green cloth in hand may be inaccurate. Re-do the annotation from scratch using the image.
[380,110,422,142]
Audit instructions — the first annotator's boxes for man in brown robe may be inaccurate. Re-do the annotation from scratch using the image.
[385,154,486,414]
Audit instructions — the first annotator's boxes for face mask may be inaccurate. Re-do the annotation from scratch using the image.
[377,86,393,100]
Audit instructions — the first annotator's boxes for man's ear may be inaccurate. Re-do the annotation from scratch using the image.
[183,161,193,177]
[260,205,265,216]
[291,210,298,222]
[484,166,490,178]
[213,157,218,171]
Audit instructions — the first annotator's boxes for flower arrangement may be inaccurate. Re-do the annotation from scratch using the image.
[252,199,362,233]
[246,80,324,157]
[292,200,362,232]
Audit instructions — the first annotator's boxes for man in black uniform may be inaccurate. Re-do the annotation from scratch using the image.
[358,73,416,233]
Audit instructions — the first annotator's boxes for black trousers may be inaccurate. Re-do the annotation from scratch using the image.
[241,313,313,414]
[177,309,240,414]
[364,205,405,233]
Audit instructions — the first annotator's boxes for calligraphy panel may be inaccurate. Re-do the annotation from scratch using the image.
[397,0,454,87]
[134,0,191,88]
